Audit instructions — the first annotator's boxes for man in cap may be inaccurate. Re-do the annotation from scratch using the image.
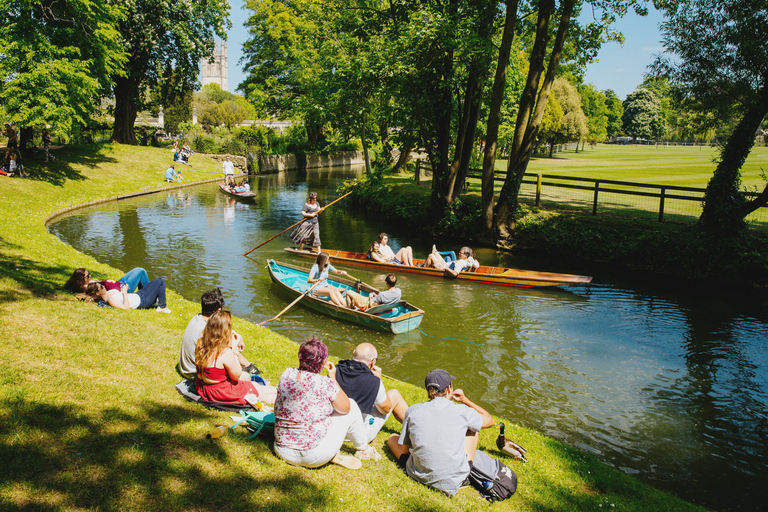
[333,343,408,443]
[387,369,494,496]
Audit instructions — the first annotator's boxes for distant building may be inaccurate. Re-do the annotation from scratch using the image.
[201,40,228,91]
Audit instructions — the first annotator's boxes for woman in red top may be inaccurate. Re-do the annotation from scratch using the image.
[195,310,277,405]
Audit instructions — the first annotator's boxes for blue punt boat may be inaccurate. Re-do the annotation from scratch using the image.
[266,259,424,334]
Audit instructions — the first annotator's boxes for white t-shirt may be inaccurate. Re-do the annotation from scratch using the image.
[222,160,235,175]
[450,257,479,273]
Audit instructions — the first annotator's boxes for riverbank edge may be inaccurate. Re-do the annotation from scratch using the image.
[0,144,704,512]
[343,176,768,291]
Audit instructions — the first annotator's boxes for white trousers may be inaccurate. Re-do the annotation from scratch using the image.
[274,399,368,468]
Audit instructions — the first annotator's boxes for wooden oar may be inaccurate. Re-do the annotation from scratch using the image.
[242,190,354,256]
[258,280,323,326]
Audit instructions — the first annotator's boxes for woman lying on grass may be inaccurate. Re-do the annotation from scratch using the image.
[195,310,277,405]
[64,267,150,294]
[86,278,171,313]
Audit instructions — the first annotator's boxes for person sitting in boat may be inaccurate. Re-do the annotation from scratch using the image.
[64,267,150,294]
[178,288,261,380]
[195,310,277,406]
[334,343,409,443]
[86,278,171,313]
[273,336,380,470]
[424,246,479,277]
[308,252,349,307]
[345,273,401,310]
[373,233,415,266]
[232,179,250,193]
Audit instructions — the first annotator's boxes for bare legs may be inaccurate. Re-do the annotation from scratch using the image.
[315,285,346,307]
[395,246,415,266]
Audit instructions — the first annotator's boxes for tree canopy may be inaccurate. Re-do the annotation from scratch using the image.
[653,0,768,233]
[0,0,125,133]
[111,0,230,144]
[622,88,665,140]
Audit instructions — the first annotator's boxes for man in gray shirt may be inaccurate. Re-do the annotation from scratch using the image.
[346,273,401,310]
[387,369,495,496]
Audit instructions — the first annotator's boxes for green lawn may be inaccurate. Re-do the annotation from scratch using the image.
[0,143,704,511]
[519,143,768,189]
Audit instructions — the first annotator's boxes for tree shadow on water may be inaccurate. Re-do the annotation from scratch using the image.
[22,144,118,187]
[0,398,330,512]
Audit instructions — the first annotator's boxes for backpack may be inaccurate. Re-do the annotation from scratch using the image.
[229,410,275,439]
[468,450,517,502]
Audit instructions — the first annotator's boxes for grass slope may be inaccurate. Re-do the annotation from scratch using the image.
[0,143,703,511]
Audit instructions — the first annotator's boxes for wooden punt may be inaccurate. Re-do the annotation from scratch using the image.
[266,259,424,334]
[218,182,256,199]
[283,247,592,288]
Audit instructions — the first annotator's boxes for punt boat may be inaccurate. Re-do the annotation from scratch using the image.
[266,259,424,334]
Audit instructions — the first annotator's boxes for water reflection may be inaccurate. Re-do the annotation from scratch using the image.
[48,167,768,511]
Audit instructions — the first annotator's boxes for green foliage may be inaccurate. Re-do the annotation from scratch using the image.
[622,88,665,140]
[0,0,125,133]
[111,0,231,143]
[552,78,589,145]
[578,83,609,142]
[603,89,625,138]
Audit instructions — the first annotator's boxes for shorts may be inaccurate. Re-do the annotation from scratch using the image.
[346,290,369,310]
[391,258,402,265]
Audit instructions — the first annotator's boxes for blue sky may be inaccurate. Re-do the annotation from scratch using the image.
[223,1,665,101]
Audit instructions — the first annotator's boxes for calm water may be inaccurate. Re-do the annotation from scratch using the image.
[48,167,768,511]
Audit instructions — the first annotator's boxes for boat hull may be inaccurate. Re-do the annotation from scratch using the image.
[283,248,592,288]
[266,260,424,334]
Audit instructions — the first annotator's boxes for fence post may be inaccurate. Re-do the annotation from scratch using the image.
[659,187,666,222]
[592,180,600,215]
[415,160,421,185]
[536,174,542,206]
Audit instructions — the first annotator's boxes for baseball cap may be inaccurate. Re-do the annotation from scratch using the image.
[424,369,455,392]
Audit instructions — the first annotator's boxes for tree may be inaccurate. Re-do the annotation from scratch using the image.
[578,83,608,143]
[538,93,565,156]
[111,0,230,144]
[622,88,665,140]
[603,89,624,138]
[551,77,588,151]
[0,1,125,134]
[493,0,646,235]
[653,0,768,234]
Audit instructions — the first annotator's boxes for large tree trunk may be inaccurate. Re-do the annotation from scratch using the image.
[393,144,412,173]
[112,76,138,144]
[446,66,483,202]
[425,49,455,204]
[701,84,768,231]
[495,0,574,235]
[481,0,519,231]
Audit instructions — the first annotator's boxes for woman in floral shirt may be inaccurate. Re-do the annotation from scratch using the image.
[273,337,381,469]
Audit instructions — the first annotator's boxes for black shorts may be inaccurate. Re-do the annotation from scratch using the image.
[397,452,410,469]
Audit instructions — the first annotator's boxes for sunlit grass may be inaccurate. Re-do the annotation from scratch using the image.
[0,143,704,511]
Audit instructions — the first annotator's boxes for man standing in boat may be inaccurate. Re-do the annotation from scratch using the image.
[333,342,409,443]
[222,156,235,186]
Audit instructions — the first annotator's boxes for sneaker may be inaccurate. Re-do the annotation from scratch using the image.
[354,446,382,461]
[330,452,362,470]
[241,363,262,375]
[156,307,171,313]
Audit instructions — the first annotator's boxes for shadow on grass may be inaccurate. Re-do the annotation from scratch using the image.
[0,250,84,302]
[22,143,118,187]
[0,398,330,512]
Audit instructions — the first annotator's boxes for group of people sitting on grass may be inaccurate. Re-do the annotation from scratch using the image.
[367,233,480,277]
[176,287,511,498]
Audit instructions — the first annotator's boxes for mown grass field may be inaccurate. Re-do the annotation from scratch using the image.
[0,143,705,511]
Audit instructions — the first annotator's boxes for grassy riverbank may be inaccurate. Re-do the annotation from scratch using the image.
[0,143,703,511]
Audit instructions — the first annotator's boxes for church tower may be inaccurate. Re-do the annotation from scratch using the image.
[201,40,228,91]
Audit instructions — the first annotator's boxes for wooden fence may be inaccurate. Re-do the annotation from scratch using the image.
[412,161,767,227]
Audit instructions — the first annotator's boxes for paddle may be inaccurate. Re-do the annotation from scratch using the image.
[258,280,323,326]
[242,190,354,256]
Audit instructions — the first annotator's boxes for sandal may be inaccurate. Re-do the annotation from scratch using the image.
[354,446,382,461]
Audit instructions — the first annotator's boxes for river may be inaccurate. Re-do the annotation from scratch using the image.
[48,167,768,511]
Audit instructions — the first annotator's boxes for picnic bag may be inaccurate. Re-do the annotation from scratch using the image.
[468,450,517,502]
[229,410,275,439]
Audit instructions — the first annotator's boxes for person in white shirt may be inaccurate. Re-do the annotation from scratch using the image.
[222,156,235,185]
[423,246,480,277]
